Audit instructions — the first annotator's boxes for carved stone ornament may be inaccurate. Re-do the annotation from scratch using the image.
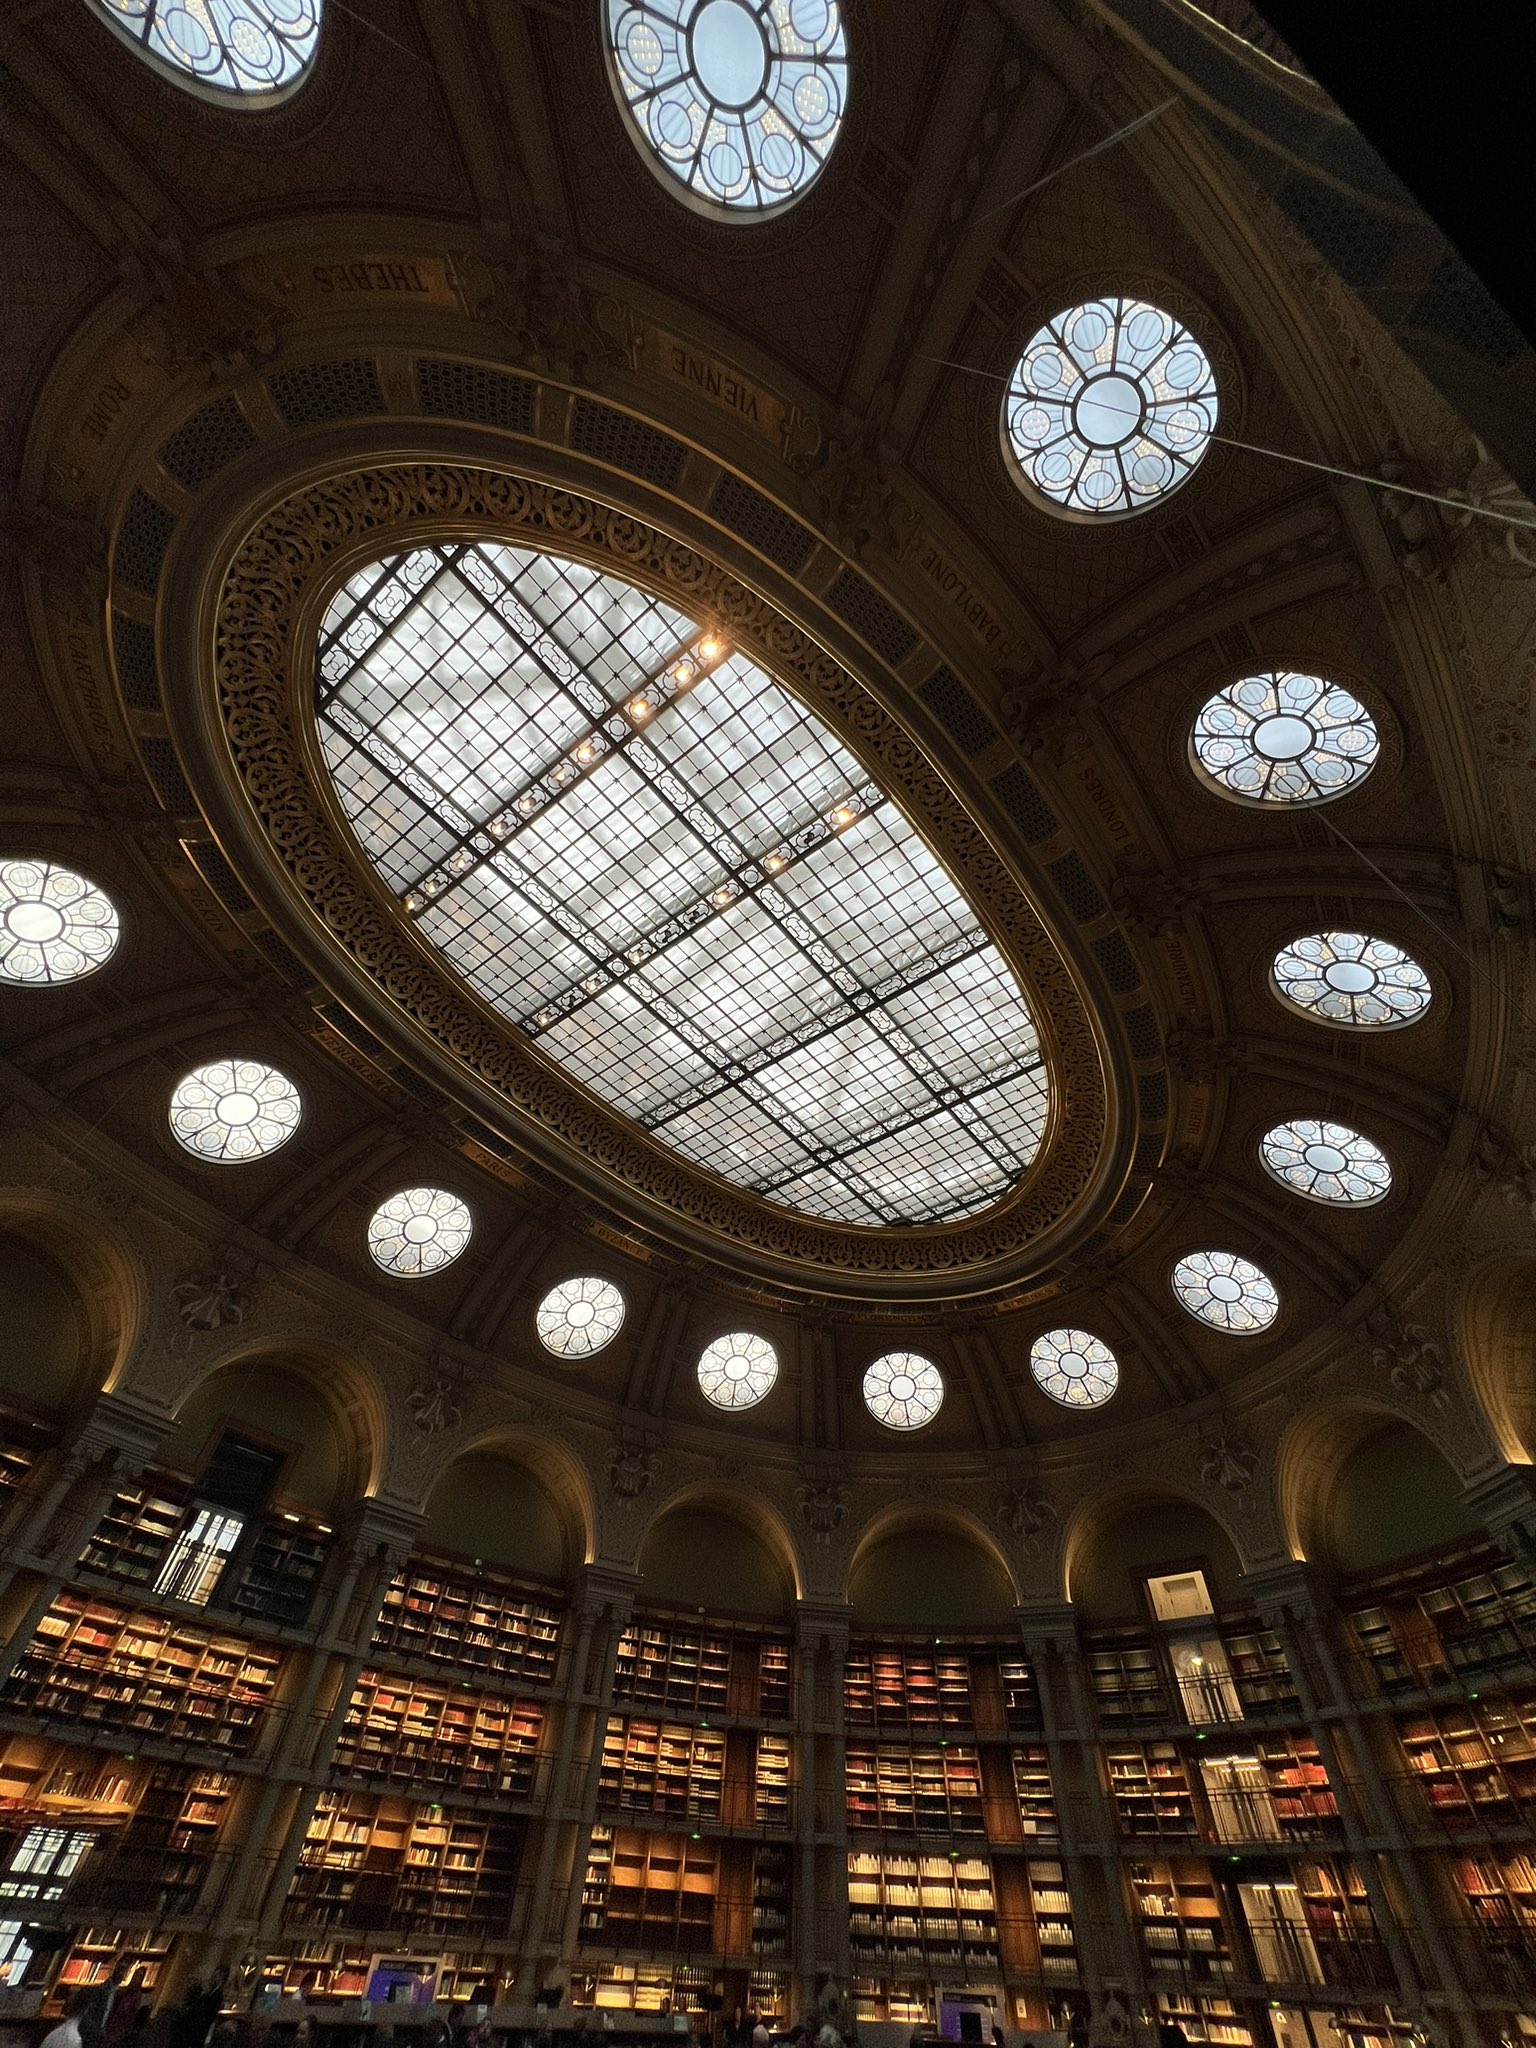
[1380,431,1536,582]
[1473,1126,1536,1220]
[1110,863,1193,940]
[796,1475,850,1541]
[461,245,614,386]
[169,1268,250,1333]
[1197,1428,1259,1493]
[136,261,280,377]
[608,1437,657,1500]
[1371,1321,1449,1409]
[994,1480,1056,1547]
[406,1377,463,1437]
[801,391,914,560]
[194,462,1113,1282]
[995,658,1105,765]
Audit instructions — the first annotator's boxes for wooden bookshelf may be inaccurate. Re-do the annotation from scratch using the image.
[1027,1857,1079,1983]
[0,1431,41,1506]
[579,1827,718,1954]
[333,1672,543,1797]
[1010,1745,1059,1841]
[1346,1547,1536,1693]
[231,1520,329,1627]
[847,1850,999,1978]
[0,1593,282,1753]
[613,1624,731,1717]
[1131,1858,1235,1987]
[599,1715,726,1820]
[1397,1693,1536,1829]
[47,1928,173,2004]
[372,1563,563,1686]
[1152,1994,1253,2047]
[285,1788,525,1938]
[78,1764,235,1916]
[998,1652,1043,1732]
[1199,1738,1338,1843]
[77,1481,187,1588]
[1085,1632,1169,1725]
[1221,1624,1300,1714]
[845,1647,974,1734]
[754,1731,791,1828]
[846,1744,986,1835]
[1108,1742,1198,1841]
[852,1980,933,2026]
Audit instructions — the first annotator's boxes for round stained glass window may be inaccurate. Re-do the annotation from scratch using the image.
[606,0,848,214]
[1002,296,1218,518]
[0,859,120,986]
[169,1057,302,1163]
[537,1276,626,1358]
[1260,1118,1391,1207]
[367,1187,473,1277]
[1171,1249,1279,1334]
[697,1331,779,1409]
[1271,931,1431,1030]
[1030,1327,1120,1409]
[88,0,322,98]
[862,1351,944,1431]
[1191,671,1379,806]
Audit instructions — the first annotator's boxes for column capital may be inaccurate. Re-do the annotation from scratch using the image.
[1238,1557,1336,1619]
[1013,1597,1077,1649]
[793,1598,852,1649]
[1459,1464,1536,1547]
[573,1562,640,1621]
[70,1388,176,1466]
[337,1495,423,1568]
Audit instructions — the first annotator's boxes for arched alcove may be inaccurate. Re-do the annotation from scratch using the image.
[848,1511,1018,1628]
[1316,1418,1481,1573]
[637,1496,796,1617]
[1066,1489,1245,1622]
[0,1233,92,1422]
[163,1352,373,1519]
[1460,1256,1536,1464]
[419,1450,574,1582]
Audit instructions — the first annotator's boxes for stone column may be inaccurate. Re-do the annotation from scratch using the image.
[553,1566,640,1980]
[510,1591,600,1994]
[792,1601,851,2020]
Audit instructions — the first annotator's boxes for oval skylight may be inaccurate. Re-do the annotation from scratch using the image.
[862,1352,944,1430]
[1191,671,1378,806]
[1260,1118,1391,1207]
[367,1187,473,1276]
[1029,1327,1119,1409]
[88,0,322,98]
[606,0,848,213]
[0,859,120,986]
[168,1057,302,1163]
[697,1331,779,1409]
[317,541,1048,1227]
[536,1277,626,1358]
[1003,297,1217,518]
[1171,1249,1278,1333]
[1271,931,1431,1030]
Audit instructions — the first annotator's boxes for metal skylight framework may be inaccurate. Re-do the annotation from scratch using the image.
[89,0,322,98]
[318,541,1048,1227]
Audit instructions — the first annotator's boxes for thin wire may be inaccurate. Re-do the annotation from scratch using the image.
[919,355,1536,536]
[324,0,439,70]
[974,99,1180,222]
[1317,812,1536,1036]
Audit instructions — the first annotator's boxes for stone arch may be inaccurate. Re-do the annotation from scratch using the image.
[1458,1254,1536,1465]
[1277,1398,1483,1572]
[633,1482,804,1612]
[0,1190,145,1419]
[423,1427,598,1576]
[845,1503,1022,1625]
[163,1337,387,1511]
[1062,1478,1252,1617]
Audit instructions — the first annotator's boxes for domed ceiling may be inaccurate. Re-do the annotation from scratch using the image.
[0,0,1531,1479]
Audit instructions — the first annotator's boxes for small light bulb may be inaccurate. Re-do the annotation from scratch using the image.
[577,741,595,764]
[712,888,733,909]
[700,635,722,659]
[833,806,854,828]
[763,853,785,875]
[628,697,650,720]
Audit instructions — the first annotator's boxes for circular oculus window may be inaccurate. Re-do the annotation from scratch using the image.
[87,0,322,98]
[1029,1327,1120,1409]
[1271,931,1431,1030]
[1003,296,1218,518]
[1191,670,1379,806]
[367,1186,473,1276]
[168,1057,302,1163]
[862,1351,944,1431]
[536,1276,627,1358]
[1260,1118,1392,1207]
[697,1331,779,1409]
[0,858,120,985]
[1171,1249,1279,1334]
[606,0,848,214]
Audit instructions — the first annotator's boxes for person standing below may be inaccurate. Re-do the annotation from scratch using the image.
[752,2017,772,2048]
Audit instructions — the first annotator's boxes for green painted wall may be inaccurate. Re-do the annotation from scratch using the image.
[0,1237,88,1419]
[165,1365,346,1515]
[639,1508,789,1616]
[1324,1422,1480,1572]
[421,1453,568,1579]
[850,1529,1014,1627]
[1071,1501,1244,1621]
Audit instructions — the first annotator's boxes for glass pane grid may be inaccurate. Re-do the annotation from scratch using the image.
[320,540,1048,1224]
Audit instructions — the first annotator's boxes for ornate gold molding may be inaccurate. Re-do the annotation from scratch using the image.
[213,462,1115,1279]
